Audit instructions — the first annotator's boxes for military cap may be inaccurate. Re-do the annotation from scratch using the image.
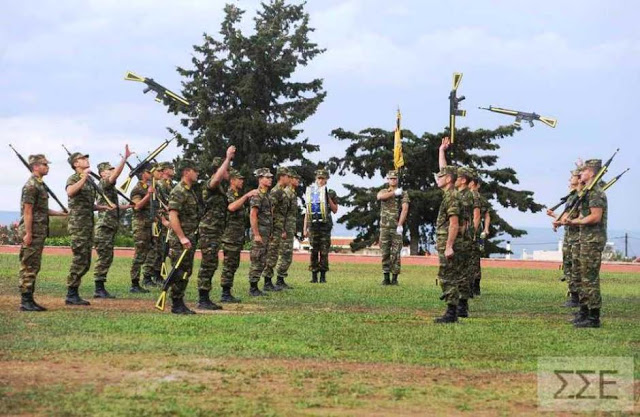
[179,159,199,173]
[386,170,399,179]
[160,161,175,170]
[457,166,474,178]
[28,154,50,166]
[582,159,602,173]
[97,162,114,173]
[276,166,290,177]
[229,168,245,179]
[315,168,329,179]
[212,157,223,168]
[570,168,581,176]
[436,165,458,177]
[67,152,89,167]
[287,169,299,179]
[254,167,273,178]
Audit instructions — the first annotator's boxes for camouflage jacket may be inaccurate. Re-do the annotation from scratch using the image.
[379,187,410,229]
[270,183,290,232]
[457,188,479,241]
[579,184,607,245]
[471,190,490,237]
[130,181,152,227]
[66,173,96,234]
[199,181,227,236]
[96,178,119,229]
[19,175,49,237]
[284,186,298,234]
[222,188,247,245]
[436,188,460,246]
[564,191,580,236]
[250,187,272,237]
[168,180,201,237]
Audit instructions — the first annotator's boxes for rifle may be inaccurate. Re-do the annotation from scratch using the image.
[448,72,466,145]
[150,177,161,237]
[602,168,629,192]
[61,145,117,208]
[9,144,68,213]
[479,106,557,128]
[548,190,576,213]
[155,248,189,311]
[160,229,172,278]
[124,71,190,107]
[118,138,174,193]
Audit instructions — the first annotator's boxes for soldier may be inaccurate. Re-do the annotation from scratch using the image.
[196,146,235,310]
[65,152,101,305]
[434,165,461,323]
[92,146,134,298]
[152,161,176,285]
[220,169,258,302]
[248,168,274,296]
[468,172,491,296]
[129,163,155,293]
[167,160,202,314]
[261,166,291,291]
[275,169,300,289]
[145,162,166,286]
[18,154,67,311]
[303,169,338,283]
[376,170,410,285]
[565,159,607,328]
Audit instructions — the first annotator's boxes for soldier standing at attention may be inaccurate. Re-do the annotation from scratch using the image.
[93,145,133,298]
[377,170,410,286]
[248,168,274,296]
[129,163,155,293]
[196,146,235,310]
[564,159,607,328]
[18,154,67,311]
[468,172,490,296]
[220,169,258,302]
[167,160,202,314]
[275,169,300,289]
[303,169,338,283]
[261,167,291,292]
[145,163,166,287]
[434,165,461,324]
[152,161,175,285]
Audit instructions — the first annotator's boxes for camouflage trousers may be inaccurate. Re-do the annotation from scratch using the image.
[152,227,168,276]
[221,239,243,288]
[197,230,223,291]
[19,234,46,294]
[380,226,402,275]
[456,241,474,300]
[437,240,461,306]
[248,238,270,284]
[563,233,581,294]
[470,243,481,286]
[579,241,603,309]
[263,228,285,279]
[131,225,155,282]
[309,224,331,272]
[93,224,117,281]
[67,232,93,288]
[276,229,295,278]
[168,233,197,299]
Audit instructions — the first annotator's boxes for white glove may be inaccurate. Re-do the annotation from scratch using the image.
[396,225,403,235]
[394,187,403,196]
[480,232,486,239]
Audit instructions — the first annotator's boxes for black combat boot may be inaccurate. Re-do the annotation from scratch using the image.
[569,305,589,324]
[276,276,292,290]
[65,287,90,306]
[220,286,241,303]
[457,298,469,318]
[310,271,318,283]
[263,277,281,292]
[129,280,150,294]
[171,297,196,315]
[94,280,116,299]
[563,292,580,308]
[391,274,399,285]
[249,282,266,297]
[20,292,40,312]
[142,274,157,288]
[473,279,481,296]
[434,304,458,323]
[574,308,601,328]
[319,271,327,283]
[197,289,222,310]
[381,272,391,285]
[30,293,47,311]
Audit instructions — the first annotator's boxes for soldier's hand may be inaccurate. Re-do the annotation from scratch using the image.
[546,208,555,217]
[394,187,403,196]
[180,236,192,249]
[440,137,450,151]
[23,232,32,247]
[396,225,403,235]
[247,189,260,198]
[226,146,236,160]
[82,168,92,177]
[161,217,170,227]
[124,144,134,160]
[444,246,454,259]
[303,230,309,239]
[148,186,155,195]
[254,234,263,244]
[282,231,287,239]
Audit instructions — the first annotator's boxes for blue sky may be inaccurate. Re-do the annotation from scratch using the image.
[1,0,638,231]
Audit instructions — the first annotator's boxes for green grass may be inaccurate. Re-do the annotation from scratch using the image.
[0,253,638,416]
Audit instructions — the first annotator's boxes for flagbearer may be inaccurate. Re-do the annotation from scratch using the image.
[377,170,409,285]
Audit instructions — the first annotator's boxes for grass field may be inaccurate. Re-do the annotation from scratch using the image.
[0,253,638,416]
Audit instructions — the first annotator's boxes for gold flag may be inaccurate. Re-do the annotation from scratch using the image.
[393,108,405,169]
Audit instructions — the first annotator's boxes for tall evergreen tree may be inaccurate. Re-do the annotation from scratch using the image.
[169,0,325,188]
[329,125,544,255]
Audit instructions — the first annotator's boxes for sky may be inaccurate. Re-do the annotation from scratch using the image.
[1,0,639,232]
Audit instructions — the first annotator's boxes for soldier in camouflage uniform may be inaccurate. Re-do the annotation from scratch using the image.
[220,169,258,302]
[248,168,274,296]
[167,160,202,314]
[434,165,462,324]
[275,169,300,289]
[152,162,175,285]
[65,152,98,305]
[92,145,133,298]
[377,170,410,285]
[565,159,607,328]
[18,154,67,311]
[129,163,155,294]
[261,166,291,291]
[144,163,165,287]
[469,172,491,296]
[304,169,338,283]
[196,146,235,310]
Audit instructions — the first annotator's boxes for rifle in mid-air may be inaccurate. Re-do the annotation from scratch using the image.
[479,106,557,128]
[548,190,576,213]
[9,144,68,213]
[124,71,190,107]
[602,168,629,192]
[61,145,116,208]
[448,72,466,145]
[118,138,174,193]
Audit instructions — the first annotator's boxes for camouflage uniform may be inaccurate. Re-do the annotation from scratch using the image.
[435,168,462,307]
[564,191,581,295]
[197,178,227,291]
[262,172,291,281]
[379,183,410,275]
[65,171,96,288]
[248,182,273,284]
[221,185,247,288]
[276,178,299,278]
[456,183,479,300]
[578,183,607,310]
[18,172,49,295]
[470,189,489,289]
[93,166,119,282]
[130,180,155,284]
[306,180,337,273]
[153,176,173,278]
